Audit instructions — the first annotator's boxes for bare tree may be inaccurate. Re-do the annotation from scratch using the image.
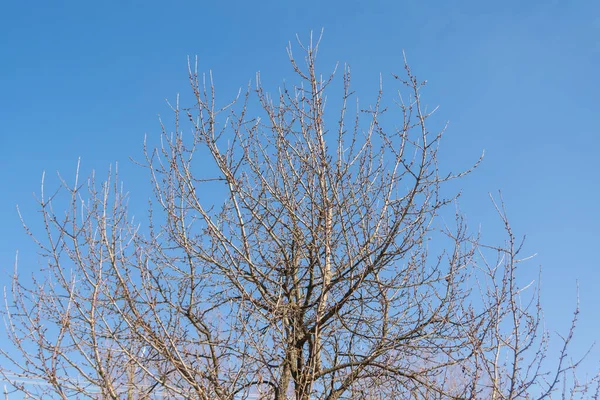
[2,34,598,399]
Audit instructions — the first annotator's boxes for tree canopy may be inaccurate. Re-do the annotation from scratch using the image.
[2,35,597,400]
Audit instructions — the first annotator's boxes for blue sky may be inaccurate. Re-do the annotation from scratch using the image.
[1,0,599,383]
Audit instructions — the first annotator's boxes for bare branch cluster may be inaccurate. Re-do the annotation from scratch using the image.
[2,35,598,399]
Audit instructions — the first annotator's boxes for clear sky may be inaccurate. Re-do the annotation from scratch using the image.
[1,0,599,383]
